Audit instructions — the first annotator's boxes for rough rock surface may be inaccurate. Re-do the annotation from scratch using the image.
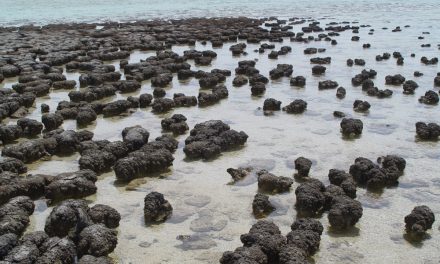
[144,192,173,223]
[183,120,248,160]
[221,219,323,264]
[340,118,363,136]
[404,205,435,238]
[416,122,440,140]
[294,157,312,178]
[252,193,275,218]
[257,170,293,193]
[114,135,177,181]
[0,196,34,236]
[161,114,189,135]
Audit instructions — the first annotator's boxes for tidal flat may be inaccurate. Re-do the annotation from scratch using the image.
[0,15,439,264]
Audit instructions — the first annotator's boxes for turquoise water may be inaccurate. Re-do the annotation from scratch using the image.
[1,0,440,26]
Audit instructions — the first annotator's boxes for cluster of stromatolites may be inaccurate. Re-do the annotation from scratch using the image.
[0,13,439,263]
[220,219,323,264]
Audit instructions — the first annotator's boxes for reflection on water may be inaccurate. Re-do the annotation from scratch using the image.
[1,14,440,264]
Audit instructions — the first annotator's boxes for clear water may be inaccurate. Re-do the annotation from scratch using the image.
[2,22,440,262]
[1,1,440,264]
[0,0,440,26]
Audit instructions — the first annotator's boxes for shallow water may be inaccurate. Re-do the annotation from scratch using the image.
[1,0,440,27]
[1,13,440,264]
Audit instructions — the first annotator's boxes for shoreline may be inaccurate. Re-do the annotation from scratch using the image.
[0,16,271,31]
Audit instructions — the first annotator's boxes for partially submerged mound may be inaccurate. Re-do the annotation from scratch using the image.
[404,205,435,239]
[144,192,173,223]
[257,170,293,193]
[416,122,440,140]
[114,135,178,182]
[0,196,34,236]
[161,114,189,135]
[220,219,323,264]
[295,177,363,229]
[183,120,248,160]
[252,193,275,218]
[44,199,120,259]
[340,118,363,137]
[349,155,406,189]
